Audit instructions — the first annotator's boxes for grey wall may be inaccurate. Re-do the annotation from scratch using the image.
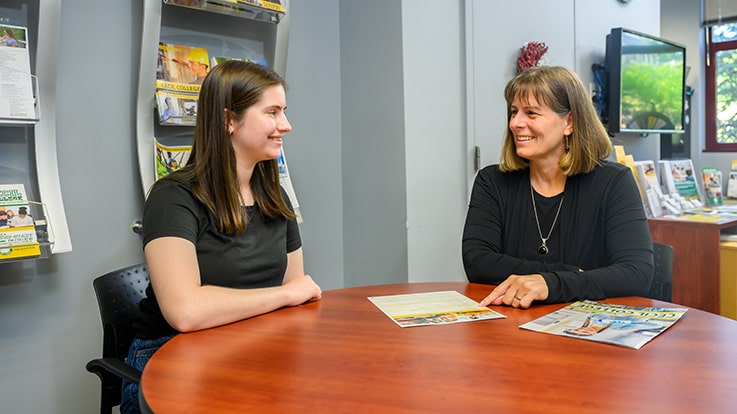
[402,0,467,282]
[339,0,409,287]
[283,0,344,290]
[0,1,698,413]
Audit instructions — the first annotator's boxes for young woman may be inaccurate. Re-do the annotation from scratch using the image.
[121,60,322,413]
[462,66,653,309]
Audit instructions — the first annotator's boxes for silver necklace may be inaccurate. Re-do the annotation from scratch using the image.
[530,182,564,255]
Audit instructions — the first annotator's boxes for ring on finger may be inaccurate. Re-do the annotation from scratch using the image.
[514,294,523,301]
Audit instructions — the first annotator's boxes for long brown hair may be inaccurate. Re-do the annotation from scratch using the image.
[499,66,612,175]
[166,60,295,235]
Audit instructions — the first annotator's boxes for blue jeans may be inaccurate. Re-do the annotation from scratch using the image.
[120,335,175,414]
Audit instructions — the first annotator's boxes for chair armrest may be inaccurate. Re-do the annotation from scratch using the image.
[86,357,142,385]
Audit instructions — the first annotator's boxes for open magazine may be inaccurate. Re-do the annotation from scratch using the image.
[519,300,687,349]
[368,290,505,328]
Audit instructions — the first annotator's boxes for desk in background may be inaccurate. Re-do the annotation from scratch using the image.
[648,216,737,314]
[140,282,737,413]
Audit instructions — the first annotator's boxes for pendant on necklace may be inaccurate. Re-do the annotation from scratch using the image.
[538,243,549,255]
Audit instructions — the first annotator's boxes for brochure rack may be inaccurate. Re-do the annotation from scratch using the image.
[136,0,290,197]
[0,0,72,262]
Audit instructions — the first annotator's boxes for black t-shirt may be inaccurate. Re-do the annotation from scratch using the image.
[135,179,301,339]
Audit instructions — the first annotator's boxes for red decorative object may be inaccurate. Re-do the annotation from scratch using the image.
[517,41,548,73]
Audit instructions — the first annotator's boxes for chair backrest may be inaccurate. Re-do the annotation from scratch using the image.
[92,264,149,361]
[648,242,673,302]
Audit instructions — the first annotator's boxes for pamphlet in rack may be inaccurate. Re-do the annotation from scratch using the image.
[660,159,705,204]
[519,300,687,349]
[155,42,210,126]
[368,290,506,328]
[154,137,192,181]
[0,24,35,120]
[702,167,724,206]
[277,148,302,223]
[0,183,40,260]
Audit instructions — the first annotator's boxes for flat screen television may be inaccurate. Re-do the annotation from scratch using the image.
[605,28,686,135]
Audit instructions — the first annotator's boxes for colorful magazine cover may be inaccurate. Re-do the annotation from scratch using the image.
[519,300,687,350]
[660,159,704,203]
[0,183,40,260]
[155,42,209,125]
[0,24,34,119]
[701,167,724,206]
[154,137,192,181]
[368,290,506,328]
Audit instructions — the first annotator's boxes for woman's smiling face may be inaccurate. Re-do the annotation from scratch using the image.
[509,91,572,164]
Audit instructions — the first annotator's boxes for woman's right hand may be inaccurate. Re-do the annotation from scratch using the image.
[283,274,322,306]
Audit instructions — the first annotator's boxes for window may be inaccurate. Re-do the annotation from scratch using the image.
[705,22,737,151]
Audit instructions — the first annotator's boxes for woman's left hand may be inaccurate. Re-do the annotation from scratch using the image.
[478,274,549,309]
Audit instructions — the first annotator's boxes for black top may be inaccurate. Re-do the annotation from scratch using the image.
[462,161,653,303]
[135,179,301,339]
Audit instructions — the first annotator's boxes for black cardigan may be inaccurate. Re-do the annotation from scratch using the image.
[462,161,653,303]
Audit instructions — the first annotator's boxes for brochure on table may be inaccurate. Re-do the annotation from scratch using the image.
[519,300,687,350]
[368,290,505,328]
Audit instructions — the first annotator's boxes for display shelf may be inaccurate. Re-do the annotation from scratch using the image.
[136,0,290,196]
[0,0,72,258]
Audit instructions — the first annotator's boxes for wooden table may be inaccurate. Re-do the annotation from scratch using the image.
[648,216,737,314]
[140,282,737,413]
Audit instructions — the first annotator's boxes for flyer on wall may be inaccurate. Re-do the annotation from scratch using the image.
[0,24,34,120]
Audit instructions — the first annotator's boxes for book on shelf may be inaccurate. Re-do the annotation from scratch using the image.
[155,42,210,125]
[154,137,192,181]
[0,183,40,260]
[701,167,724,206]
[368,290,506,328]
[634,160,663,218]
[0,24,35,120]
[659,159,704,204]
[519,300,687,350]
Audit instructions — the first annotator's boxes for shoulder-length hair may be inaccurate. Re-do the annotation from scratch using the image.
[166,60,295,235]
[499,66,612,175]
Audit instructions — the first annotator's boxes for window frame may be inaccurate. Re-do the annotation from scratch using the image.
[705,24,737,152]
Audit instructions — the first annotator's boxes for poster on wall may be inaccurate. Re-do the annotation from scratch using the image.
[0,24,35,120]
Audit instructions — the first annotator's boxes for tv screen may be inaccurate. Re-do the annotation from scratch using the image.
[605,28,686,135]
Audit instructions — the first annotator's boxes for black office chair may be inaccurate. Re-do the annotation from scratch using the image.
[647,242,673,302]
[86,264,149,414]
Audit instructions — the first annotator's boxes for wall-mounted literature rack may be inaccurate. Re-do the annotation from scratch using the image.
[0,0,73,261]
[136,0,290,198]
